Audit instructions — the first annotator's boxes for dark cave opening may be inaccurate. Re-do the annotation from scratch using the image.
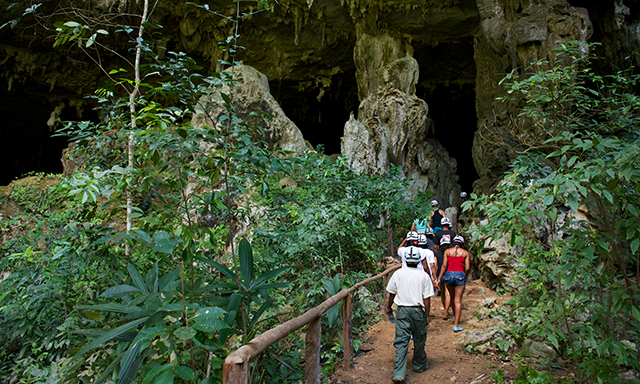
[412,37,478,194]
[270,69,359,156]
[1,66,479,194]
[0,80,72,186]
[419,83,479,194]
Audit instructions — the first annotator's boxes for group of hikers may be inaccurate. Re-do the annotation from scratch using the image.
[385,194,471,383]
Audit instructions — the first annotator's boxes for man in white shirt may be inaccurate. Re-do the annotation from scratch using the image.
[397,232,435,317]
[386,248,434,383]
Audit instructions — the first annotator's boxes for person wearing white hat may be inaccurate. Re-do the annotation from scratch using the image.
[386,245,434,382]
[427,200,447,234]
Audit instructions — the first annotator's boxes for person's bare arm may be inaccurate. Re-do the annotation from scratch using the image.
[387,293,396,315]
[464,251,471,277]
[438,250,449,281]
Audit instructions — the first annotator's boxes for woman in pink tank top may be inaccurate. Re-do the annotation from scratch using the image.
[436,235,470,332]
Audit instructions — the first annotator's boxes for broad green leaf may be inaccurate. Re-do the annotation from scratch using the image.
[84,310,102,320]
[142,365,171,384]
[118,341,142,383]
[77,329,136,342]
[239,239,253,284]
[159,269,180,292]
[135,230,152,245]
[225,292,243,326]
[146,262,159,293]
[567,192,579,212]
[174,327,197,340]
[128,263,150,295]
[543,194,554,206]
[101,284,140,299]
[93,354,124,384]
[77,303,142,315]
[154,370,174,384]
[249,299,274,328]
[196,257,235,281]
[193,307,228,332]
[70,317,149,362]
[632,306,640,322]
[153,230,175,254]
[250,267,288,290]
[176,366,196,381]
[631,238,640,254]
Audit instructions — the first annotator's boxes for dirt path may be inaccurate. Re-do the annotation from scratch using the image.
[329,278,517,384]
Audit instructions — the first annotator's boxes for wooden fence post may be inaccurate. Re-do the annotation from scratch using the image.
[222,360,248,384]
[342,292,353,369]
[305,316,321,384]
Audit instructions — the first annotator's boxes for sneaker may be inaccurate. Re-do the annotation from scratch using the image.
[392,378,404,384]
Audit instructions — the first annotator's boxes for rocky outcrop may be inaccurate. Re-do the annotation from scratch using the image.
[341,33,461,204]
[191,64,309,154]
[475,230,522,290]
[473,0,592,193]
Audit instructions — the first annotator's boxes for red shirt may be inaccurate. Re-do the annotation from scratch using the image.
[448,256,465,272]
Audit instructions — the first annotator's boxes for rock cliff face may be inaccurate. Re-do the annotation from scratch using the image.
[473,0,593,192]
[1,0,639,200]
[341,33,461,201]
[191,64,310,154]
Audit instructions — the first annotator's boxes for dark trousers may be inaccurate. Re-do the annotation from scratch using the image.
[392,306,428,380]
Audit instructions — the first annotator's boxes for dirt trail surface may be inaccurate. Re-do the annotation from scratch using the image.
[329,278,517,384]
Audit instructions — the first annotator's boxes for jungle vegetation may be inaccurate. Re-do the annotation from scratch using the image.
[1,0,639,382]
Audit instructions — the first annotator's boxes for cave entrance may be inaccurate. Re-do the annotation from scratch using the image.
[270,69,359,156]
[418,83,478,194]
[414,39,479,194]
[266,38,479,194]
[0,80,72,186]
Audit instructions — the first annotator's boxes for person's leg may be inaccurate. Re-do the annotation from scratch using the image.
[410,308,428,372]
[445,284,455,320]
[392,307,411,381]
[453,285,465,328]
[443,285,452,318]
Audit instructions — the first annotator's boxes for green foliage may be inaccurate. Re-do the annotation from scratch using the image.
[254,153,417,281]
[491,369,507,384]
[201,238,288,341]
[0,1,426,382]
[61,262,229,384]
[468,41,640,380]
[513,365,555,384]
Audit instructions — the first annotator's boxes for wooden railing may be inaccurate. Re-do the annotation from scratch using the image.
[222,264,401,384]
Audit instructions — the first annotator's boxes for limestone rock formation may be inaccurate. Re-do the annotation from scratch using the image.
[473,0,593,193]
[341,33,461,205]
[475,230,522,290]
[191,64,309,154]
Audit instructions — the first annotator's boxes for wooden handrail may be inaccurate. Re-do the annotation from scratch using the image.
[223,264,401,383]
